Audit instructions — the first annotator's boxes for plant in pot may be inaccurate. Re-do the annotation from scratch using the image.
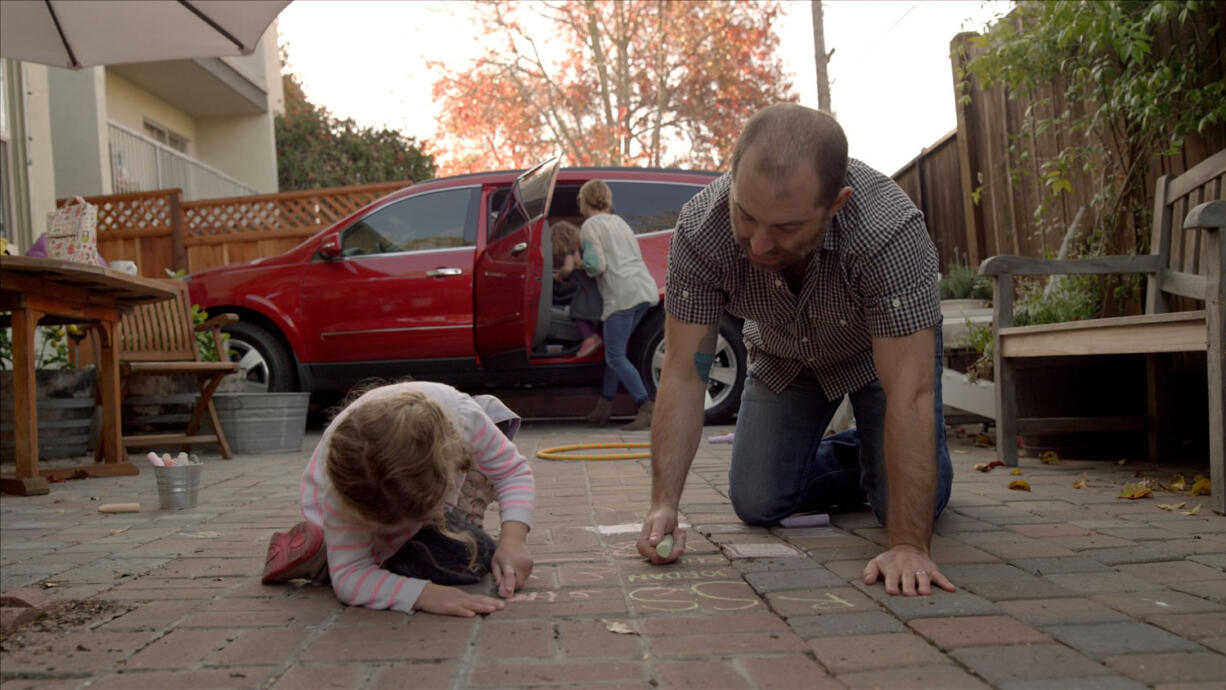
[0,325,98,461]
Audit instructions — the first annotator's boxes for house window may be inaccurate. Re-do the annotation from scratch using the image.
[143,120,189,153]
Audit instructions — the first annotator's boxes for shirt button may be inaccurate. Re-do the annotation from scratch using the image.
[839,319,847,326]
[801,337,808,343]
[775,280,783,288]
[892,298,901,307]
[682,290,689,298]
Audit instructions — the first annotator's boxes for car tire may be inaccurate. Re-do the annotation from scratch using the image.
[630,309,746,425]
[222,320,297,392]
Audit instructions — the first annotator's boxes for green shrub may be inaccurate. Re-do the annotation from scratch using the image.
[939,261,993,301]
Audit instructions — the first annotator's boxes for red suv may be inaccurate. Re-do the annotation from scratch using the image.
[188,159,746,422]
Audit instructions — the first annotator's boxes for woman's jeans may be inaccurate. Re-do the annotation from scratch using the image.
[601,302,651,404]
[729,330,954,527]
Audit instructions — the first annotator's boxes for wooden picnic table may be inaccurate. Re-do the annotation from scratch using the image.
[1,256,179,495]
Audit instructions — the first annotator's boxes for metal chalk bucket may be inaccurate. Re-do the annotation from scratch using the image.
[153,463,202,510]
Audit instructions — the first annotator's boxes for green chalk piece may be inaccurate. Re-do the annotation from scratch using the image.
[656,534,675,558]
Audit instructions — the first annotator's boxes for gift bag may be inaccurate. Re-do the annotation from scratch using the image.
[46,197,99,264]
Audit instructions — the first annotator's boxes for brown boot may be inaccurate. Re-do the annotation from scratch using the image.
[584,397,614,425]
[621,400,654,431]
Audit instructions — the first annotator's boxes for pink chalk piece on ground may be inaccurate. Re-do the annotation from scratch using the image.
[707,432,735,444]
[146,452,165,467]
[779,513,831,528]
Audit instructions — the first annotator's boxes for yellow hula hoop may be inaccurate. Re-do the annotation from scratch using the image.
[536,442,651,461]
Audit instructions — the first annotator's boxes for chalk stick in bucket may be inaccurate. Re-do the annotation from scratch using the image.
[98,503,140,513]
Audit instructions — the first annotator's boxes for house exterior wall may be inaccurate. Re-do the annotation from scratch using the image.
[195,114,278,193]
[47,66,112,200]
[104,70,197,153]
[0,59,58,251]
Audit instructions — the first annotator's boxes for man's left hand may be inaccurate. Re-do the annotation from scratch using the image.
[863,544,955,596]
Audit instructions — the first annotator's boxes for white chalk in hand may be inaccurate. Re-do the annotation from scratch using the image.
[98,503,140,513]
[656,534,675,558]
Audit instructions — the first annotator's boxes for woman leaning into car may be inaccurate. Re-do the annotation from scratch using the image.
[572,179,659,431]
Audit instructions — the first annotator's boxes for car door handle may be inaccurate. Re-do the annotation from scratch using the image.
[426,268,463,277]
[510,242,528,255]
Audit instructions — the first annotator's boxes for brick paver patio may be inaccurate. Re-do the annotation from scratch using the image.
[2,418,1223,689]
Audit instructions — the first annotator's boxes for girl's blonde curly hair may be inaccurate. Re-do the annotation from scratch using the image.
[326,389,473,528]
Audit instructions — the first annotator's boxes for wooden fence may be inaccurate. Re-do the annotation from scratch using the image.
[56,180,413,278]
[894,7,1224,272]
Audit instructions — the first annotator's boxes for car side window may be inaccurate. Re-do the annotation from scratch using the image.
[340,187,478,257]
[488,186,527,244]
[605,182,707,234]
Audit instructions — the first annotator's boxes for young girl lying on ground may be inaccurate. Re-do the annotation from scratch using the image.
[261,380,535,617]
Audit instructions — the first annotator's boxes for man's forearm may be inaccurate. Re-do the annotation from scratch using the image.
[649,372,706,508]
[884,394,937,552]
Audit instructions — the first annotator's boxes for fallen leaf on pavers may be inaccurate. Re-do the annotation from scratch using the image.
[1157,502,1187,511]
[1169,475,1187,491]
[1117,459,1128,465]
[1187,478,1212,496]
[973,460,1005,472]
[1182,504,1202,516]
[973,433,994,447]
[1040,450,1060,464]
[1010,468,1024,476]
[180,531,222,539]
[1008,480,1031,492]
[1073,473,1090,489]
[1119,482,1153,499]
[602,620,637,635]
[1134,469,1144,478]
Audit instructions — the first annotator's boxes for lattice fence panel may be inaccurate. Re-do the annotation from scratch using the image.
[183,181,411,239]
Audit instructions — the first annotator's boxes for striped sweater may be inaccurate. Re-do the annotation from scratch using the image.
[299,381,535,613]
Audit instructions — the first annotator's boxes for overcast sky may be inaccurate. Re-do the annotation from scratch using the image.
[276,0,1010,175]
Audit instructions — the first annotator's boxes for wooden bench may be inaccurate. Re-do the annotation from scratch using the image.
[980,149,1224,514]
[93,279,240,460]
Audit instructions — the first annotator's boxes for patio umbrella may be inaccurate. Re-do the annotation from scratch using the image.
[0,0,291,70]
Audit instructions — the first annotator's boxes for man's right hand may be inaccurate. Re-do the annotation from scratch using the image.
[636,506,687,564]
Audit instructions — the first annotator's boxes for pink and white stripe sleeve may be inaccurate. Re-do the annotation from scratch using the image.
[468,408,535,528]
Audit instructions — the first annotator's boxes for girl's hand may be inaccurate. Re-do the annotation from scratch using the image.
[413,583,505,617]
[492,521,533,598]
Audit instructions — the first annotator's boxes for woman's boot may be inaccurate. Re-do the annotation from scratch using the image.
[621,400,654,431]
[584,397,613,425]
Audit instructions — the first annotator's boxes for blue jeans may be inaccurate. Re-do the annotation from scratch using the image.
[601,302,651,404]
[729,329,953,527]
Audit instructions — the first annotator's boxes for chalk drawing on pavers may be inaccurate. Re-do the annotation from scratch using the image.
[773,591,858,612]
[722,543,805,559]
[584,522,691,535]
[629,580,762,613]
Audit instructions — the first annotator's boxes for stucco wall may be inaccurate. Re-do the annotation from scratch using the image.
[47,66,111,199]
[104,70,196,153]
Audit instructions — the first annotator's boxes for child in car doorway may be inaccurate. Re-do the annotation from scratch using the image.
[261,380,535,617]
[551,220,604,358]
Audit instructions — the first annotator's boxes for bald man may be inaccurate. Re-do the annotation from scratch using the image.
[636,103,955,596]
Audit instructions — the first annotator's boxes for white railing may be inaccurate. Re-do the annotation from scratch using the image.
[107,122,256,201]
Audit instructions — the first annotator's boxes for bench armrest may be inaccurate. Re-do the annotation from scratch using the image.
[1184,200,1226,230]
[196,313,239,331]
[978,254,1161,277]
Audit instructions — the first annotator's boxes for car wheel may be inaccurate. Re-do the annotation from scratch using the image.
[222,321,297,392]
[631,310,746,425]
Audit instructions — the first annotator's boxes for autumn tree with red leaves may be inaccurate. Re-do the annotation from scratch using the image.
[430,0,796,175]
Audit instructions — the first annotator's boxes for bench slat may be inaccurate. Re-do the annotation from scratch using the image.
[1000,311,1207,357]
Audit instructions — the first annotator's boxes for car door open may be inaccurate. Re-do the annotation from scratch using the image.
[474,157,560,370]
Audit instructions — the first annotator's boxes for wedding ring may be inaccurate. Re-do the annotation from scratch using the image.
[915,569,928,577]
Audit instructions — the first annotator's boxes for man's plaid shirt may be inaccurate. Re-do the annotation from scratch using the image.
[664,159,941,401]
